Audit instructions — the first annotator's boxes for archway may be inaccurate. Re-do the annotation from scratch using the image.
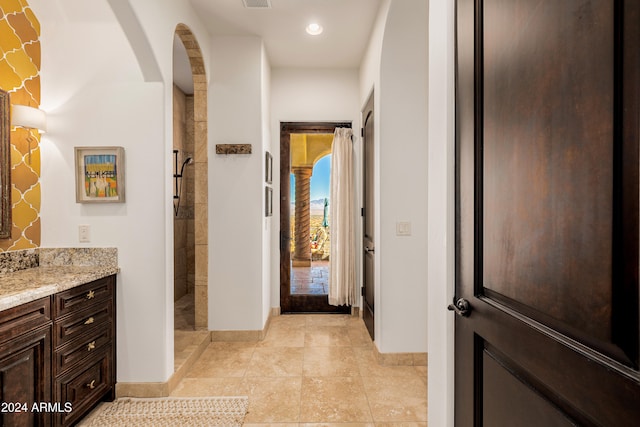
[173,24,208,332]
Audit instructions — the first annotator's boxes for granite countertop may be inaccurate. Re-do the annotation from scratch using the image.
[0,266,119,312]
[0,248,119,312]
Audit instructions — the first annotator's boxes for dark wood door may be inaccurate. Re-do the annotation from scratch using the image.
[362,94,375,340]
[280,122,351,313]
[455,0,640,425]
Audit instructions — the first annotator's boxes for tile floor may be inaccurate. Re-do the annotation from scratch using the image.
[171,313,428,425]
[291,261,330,295]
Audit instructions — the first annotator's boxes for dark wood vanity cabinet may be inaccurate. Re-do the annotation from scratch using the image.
[0,274,116,427]
[0,298,52,427]
[52,275,116,426]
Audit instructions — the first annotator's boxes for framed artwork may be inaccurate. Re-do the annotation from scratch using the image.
[265,186,273,217]
[265,151,273,184]
[75,146,125,203]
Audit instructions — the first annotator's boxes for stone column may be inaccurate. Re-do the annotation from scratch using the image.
[292,166,313,267]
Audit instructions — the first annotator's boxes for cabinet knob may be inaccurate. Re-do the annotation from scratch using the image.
[86,290,95,299]
[87,341,96,351]
[86,380,96,390]
[84,317,94,325]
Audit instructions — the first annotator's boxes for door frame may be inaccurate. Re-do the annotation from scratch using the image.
[361,93,375,339]
[280,121,352,313]
[426,0,457,425]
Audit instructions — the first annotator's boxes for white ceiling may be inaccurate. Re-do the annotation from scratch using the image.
[174,0,382,93]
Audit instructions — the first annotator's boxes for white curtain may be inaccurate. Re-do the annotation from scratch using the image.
[329,127,356,306]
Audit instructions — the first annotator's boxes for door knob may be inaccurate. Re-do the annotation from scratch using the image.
[447,297,471,317]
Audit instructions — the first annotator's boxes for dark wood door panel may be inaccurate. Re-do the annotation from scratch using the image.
[482,0,615,349]
[482,345,576,427]
[466,302,640,426]
[362,93,375,339]
[455,0,640,424]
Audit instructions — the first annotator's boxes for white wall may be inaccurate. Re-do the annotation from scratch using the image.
[269,68,361,308]
[427,0,456,424]
[209,36,268,331]
[358,0,429,354]
[358,0,386,351]
[32,0,212,383]
[261,47,272,326]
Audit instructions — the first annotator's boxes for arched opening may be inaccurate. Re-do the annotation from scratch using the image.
[172,24,209,370]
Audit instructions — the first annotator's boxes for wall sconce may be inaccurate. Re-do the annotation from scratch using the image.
[11,104,47,164]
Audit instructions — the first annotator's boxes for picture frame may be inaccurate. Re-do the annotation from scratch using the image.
[265,151,273,184]
[265,186,273,217]
[75,146,125,203]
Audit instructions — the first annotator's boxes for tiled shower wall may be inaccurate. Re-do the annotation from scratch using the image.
[0,0,41,252]
[173,84,195,301]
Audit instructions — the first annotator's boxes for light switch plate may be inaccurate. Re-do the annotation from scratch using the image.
[79,225,90,243]
[396,221,411,236]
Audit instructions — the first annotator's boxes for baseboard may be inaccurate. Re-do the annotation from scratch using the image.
[115,382,169,398]
[373,342,428,366]
[210,308,276,342]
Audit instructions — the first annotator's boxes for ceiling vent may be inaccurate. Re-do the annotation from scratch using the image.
[242,0,272,8]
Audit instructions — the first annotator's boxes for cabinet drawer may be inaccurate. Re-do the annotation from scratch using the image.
[53,276,114,319]
[54,349,112,427]
[0,298,51,344]
[54,301,112,348]
[54,325,112,376]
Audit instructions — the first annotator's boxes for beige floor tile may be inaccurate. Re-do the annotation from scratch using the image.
[185,342,255,378]
[301,424,374,427]
[259,327,306,347]
[415,366,427,377]
[306,314,350,328]
[300,377,373,423]
[363,376,427,422]
[169,309,427,427]
[244,424,302,427]
[241,377,303,423]
[348,327,375,347]
[246,347,304,377]
[305,326,352,347]
[271,314,308,329]
[303,346,360,377]
[374,423,428,427]
[170,377,243,396]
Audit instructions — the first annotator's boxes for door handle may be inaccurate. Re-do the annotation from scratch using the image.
[447,297,471,317]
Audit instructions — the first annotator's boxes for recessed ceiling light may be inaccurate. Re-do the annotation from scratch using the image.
[306,23,323,36]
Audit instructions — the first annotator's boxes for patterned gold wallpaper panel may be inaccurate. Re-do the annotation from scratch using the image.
[0,0,41,251]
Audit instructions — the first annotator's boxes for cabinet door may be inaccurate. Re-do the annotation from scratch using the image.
[0,325,51,427]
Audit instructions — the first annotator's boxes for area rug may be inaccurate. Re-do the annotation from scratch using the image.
[79,396,249,427]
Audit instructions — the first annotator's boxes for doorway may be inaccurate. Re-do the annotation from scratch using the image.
[172,24,210,375]
[280,122,351,313]
[172,24,208,331]
[361,92,374,340]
